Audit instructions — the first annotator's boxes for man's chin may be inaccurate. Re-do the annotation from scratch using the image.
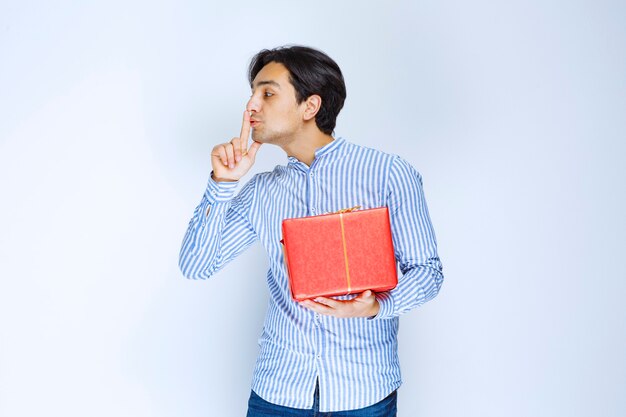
[251,133,271,144]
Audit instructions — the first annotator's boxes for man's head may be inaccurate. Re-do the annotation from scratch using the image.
[247,45,346,140]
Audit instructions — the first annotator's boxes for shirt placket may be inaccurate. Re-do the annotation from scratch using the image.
[306,166,318,216]
[306,162,327,397]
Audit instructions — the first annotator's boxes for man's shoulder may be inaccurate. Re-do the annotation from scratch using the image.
[343,140,422,180]
[342,139,402,165]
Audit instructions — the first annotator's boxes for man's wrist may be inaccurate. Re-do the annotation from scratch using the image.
[206,172,239,202]
[211,172,238,183]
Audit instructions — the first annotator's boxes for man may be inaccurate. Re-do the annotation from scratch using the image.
[179,45,443,416]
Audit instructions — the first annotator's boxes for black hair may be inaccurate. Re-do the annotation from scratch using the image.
[248,45,346,135]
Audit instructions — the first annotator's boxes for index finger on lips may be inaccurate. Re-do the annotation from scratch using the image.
[239,110,251,155]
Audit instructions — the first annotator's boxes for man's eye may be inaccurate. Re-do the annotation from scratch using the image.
[264,92,274,97]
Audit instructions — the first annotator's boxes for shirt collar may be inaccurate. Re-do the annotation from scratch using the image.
[287,137,346,167]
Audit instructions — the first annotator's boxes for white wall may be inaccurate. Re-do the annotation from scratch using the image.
[1,1,625,416]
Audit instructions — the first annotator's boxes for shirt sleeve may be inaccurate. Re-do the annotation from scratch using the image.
[372,156,444,320]
[178,173,259,280]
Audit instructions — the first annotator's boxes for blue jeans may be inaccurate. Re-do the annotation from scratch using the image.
[246,383,397,417]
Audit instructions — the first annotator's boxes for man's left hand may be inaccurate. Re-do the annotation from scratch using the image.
[299,290,379,318]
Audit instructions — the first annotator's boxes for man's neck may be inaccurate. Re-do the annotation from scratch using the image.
[281,129,335,167]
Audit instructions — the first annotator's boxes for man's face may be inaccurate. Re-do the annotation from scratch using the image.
[247,62,305,145]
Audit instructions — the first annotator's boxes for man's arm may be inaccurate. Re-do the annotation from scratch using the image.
[178,175,258,279]
[300,156,443,319]
[179,110,263,279]
[372,156,444,319]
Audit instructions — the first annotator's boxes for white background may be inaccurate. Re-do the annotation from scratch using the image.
[1,1,625,416]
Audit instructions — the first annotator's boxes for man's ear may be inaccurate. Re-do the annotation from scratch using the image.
[303,95,322,121]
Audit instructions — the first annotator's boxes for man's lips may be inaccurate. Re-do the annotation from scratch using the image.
[250,120,262,127]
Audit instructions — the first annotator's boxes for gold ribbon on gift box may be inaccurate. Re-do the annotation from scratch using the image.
[330,206,361,295]
[329,205,361,215]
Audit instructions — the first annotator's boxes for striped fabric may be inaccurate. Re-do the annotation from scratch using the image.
[179,137,443,412]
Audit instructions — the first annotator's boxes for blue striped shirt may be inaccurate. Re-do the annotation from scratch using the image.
[178,137,443,412]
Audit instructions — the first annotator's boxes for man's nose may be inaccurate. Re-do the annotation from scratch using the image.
[246,95,260,113]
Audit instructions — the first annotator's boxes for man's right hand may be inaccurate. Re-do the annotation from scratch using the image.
[211,110,262,182]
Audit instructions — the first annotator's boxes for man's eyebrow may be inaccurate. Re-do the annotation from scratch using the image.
[251,80,281,90]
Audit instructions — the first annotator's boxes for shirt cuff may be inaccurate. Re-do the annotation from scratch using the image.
[370,291,394,320]
[205,172,239,202]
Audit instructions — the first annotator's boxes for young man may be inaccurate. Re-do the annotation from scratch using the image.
[179,46,443,416]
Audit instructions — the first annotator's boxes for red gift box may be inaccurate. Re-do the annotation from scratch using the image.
[282,207,398,301]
